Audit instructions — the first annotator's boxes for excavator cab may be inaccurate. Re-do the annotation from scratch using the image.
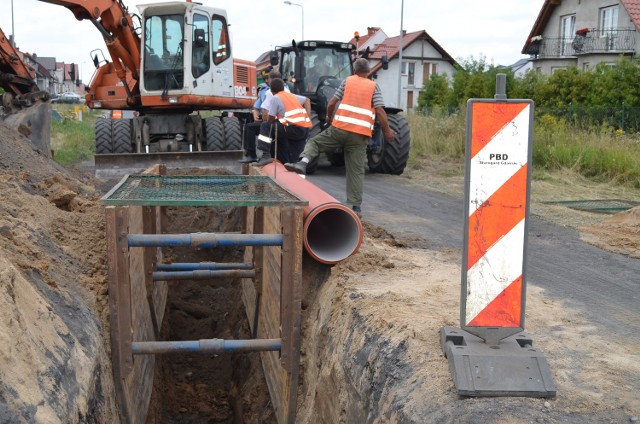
[137,2,252,105]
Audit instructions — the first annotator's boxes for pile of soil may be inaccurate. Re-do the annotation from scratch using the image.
[296,222,640,422]
[1,121,638,422]
[0,122,116,422]
[580,206,640,258]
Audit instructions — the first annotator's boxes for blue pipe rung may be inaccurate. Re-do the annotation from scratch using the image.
[155,262,253,271]
[128,233,283,248]
[152,269,255,281]
[132,338,282,354]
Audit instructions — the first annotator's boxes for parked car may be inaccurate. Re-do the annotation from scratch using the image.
[56,92,84,104]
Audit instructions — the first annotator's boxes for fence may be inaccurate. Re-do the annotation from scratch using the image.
[419,104,640,133]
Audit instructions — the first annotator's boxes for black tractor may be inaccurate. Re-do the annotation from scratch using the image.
[270,40,410,174]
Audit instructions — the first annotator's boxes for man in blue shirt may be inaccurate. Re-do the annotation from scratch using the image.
[239,68,272,163]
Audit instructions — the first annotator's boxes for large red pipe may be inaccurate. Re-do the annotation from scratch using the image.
[261,162,363,265]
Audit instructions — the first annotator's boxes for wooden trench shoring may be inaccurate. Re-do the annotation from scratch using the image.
[103,165,306,424]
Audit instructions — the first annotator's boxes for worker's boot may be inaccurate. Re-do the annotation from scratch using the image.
[238,155,257,163]
[255,152,273,166]
[284,160,307,174]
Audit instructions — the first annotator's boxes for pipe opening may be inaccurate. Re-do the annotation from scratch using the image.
[305,207,362,264]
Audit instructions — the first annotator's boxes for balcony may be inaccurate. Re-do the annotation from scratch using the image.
[527,28,638,58]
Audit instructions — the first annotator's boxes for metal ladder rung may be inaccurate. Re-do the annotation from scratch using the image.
[132,338,281,354]
[152,269,256,281]
[128,233,284,248]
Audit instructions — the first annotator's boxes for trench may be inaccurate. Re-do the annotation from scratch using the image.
[146,205,276,423]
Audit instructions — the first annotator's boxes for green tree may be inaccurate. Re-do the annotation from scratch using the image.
[417,73,451,109]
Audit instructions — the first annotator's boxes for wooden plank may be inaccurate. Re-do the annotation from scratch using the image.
[106,206,133,423]
[116,206,154,424]
[143,206,160,337]
[142,165,169,335]
[280,207,303,424]
[241,205,257,334]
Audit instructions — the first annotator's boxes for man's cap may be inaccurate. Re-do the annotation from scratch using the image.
[260,66,274,78]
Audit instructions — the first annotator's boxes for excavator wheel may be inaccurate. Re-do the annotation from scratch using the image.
[367,113,410,175]
[204,117,225,151]
[222,116,242,150]
[113,118,133,153]
[95,116,113,154]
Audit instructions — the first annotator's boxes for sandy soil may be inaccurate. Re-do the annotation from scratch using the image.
[0,122,116,422]
[1,122,638,422]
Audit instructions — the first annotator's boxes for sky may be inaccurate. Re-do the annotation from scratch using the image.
[1,0,545,84]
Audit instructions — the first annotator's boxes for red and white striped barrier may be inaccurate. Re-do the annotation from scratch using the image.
[463,101,533,331]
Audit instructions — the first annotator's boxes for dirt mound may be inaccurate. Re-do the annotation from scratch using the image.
[297,223,640,423]
[580,206,640,258]
[0,123,116,422]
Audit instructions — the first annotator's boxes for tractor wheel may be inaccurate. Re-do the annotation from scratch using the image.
[308,112,322,138]
[204,117,225,151]
[367,113,410,175]
[112,118,133,153]
[95,116,113,154]
[303,112,323,175]
[328,149,345,167]
[222,116,242,150]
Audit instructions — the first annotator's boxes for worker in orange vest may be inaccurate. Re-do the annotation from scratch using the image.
[256,78,312,165]
[284,58,395,216]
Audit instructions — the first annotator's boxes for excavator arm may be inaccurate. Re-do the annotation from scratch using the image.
[0,25,49,114]
[37,0,142,107]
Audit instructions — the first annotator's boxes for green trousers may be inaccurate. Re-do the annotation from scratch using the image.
[300,126,368,207]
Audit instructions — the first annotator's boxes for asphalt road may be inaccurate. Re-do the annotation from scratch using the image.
[307,165,640,340]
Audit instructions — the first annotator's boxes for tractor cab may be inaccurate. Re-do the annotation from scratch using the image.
[273,41,355,120]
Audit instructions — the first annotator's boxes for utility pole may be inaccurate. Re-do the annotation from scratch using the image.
[11,0,16,47]
[397,0,404,109]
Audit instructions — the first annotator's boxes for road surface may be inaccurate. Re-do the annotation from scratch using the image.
[307,166,640,339]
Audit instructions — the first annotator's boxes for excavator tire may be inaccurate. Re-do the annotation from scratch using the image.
[204,117,225,151]
[113,118,133,154]
[222,116,242,150]
[95,116,113,154]
[367,113,410,175]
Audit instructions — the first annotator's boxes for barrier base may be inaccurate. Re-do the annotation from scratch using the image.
[440,327,556,397]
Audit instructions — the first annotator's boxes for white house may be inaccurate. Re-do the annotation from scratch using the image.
[351,29,458,110]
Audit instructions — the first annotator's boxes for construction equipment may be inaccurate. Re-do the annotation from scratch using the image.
[0,25,52,154]
[38,0,258,174]
[269,40,411,175]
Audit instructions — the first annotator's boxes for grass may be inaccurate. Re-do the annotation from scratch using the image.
[51,104,102,166]
[407,109,640,189]
[50,103,640,189]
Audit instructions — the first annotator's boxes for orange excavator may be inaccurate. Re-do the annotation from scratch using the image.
[38,0,258,176]
[0,25,52,154]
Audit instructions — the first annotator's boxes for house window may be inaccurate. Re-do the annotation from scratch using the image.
[582,62,590,71]
[601,6,619,33]
[600,5,619,50]
[402,62,415,85]
[560,14,576,55]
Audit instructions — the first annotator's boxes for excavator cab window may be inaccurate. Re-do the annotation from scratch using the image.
[211,16,230,65]
[143,14,184,91]
[191,14,210,78]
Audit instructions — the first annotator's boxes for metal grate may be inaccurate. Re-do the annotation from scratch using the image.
[543,199,639,214]
[102,174,307,207]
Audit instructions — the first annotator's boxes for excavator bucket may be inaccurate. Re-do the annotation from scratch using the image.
[94,150,243,179]
[2,101,52,157]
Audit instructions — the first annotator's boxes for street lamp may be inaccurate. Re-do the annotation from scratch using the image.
[10,0,16,47]
[284,1,304,41]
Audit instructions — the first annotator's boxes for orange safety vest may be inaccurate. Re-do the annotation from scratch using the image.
[275,91,312,128]
[333,75,376,137]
